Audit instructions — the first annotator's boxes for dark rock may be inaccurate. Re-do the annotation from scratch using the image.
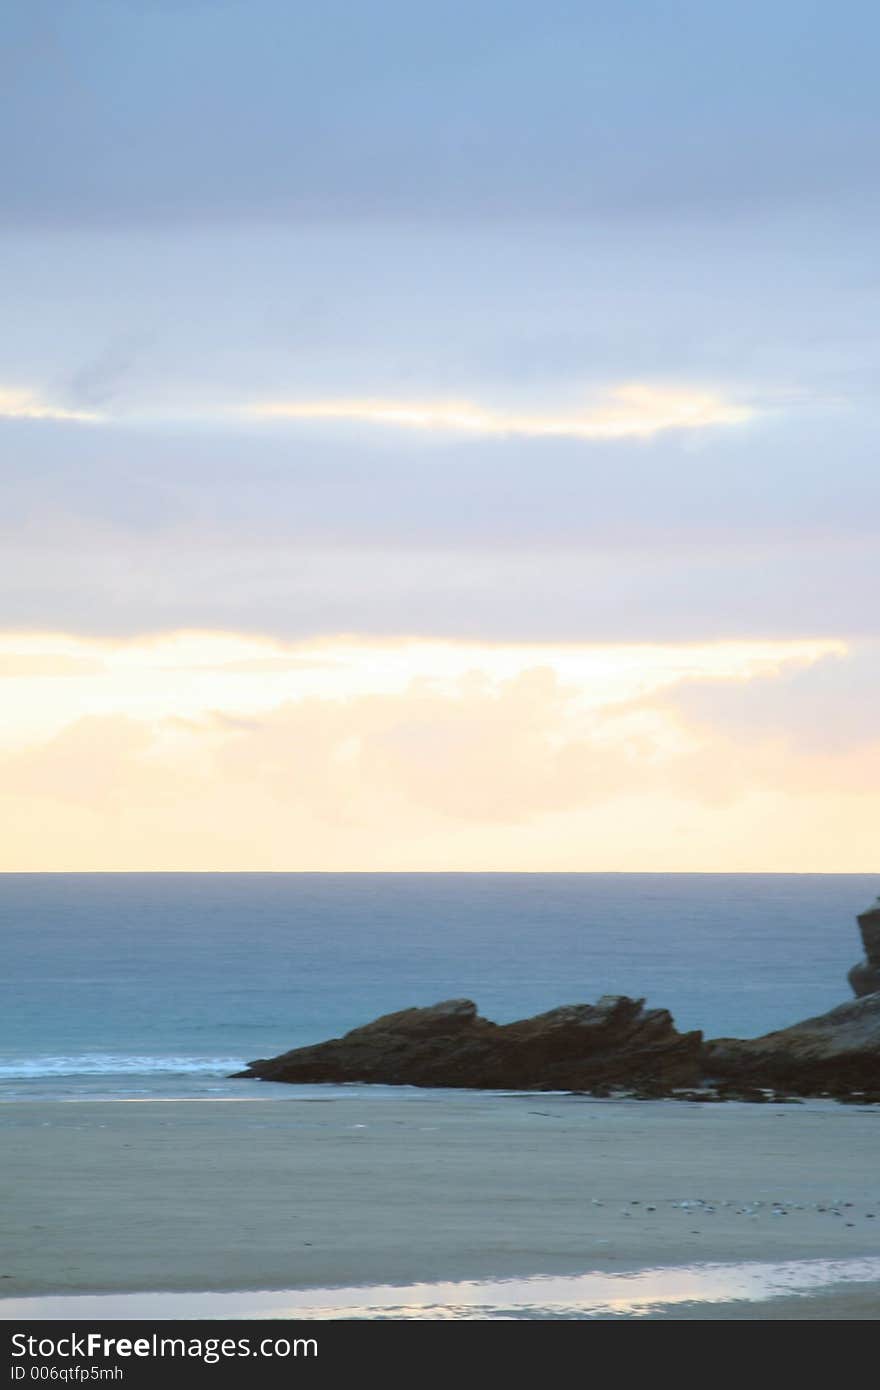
[848,896,880,997]
[849,959,880,997]
[233,994,703,1091]
[233,898,880,1100]
[704,992,880,1094]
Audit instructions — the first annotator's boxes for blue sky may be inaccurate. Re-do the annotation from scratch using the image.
[5,1,879,225]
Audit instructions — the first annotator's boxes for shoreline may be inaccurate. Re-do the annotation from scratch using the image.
[4,1257,880,1321]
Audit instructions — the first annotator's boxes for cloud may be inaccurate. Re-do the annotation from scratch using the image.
[0,388,100,423]
[1,643,877,869]
[207,669,633,823]
[245,384,753,440]
[659,642,880,756]
[1,379,754,440]
[62,334,149,411]
[2,715,158,807]
[0,671,640,859]
[0,653,104,678]
[1,521,876,643]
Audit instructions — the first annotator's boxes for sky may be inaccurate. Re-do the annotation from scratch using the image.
[1,0,878,870]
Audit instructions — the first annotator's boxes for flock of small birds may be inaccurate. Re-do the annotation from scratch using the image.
[583,1196,880,1229]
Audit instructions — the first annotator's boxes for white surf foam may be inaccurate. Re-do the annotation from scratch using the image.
[0,1055,245,1079]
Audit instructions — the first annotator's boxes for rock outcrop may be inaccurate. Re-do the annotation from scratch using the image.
[234,898,880,1100]
[234,995,704,1091]
[848,896,880,998]
[704,992,880,1095]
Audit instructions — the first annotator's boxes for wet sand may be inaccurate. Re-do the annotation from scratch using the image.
[1,1093,879,1317]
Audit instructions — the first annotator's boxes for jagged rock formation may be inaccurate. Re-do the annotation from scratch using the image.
[704,992,880,1094]
[234,899,880,1100]
[233,995,704,1091]
[848,896,880,998]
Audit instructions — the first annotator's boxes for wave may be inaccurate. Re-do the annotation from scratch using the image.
[0,1055,246,1079]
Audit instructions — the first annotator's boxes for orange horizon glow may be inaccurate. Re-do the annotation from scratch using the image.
[0,629,876,872]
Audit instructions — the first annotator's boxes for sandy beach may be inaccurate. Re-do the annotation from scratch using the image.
[2,1091,879,1317]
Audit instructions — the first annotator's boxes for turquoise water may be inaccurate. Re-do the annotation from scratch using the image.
[1,873,874,1099]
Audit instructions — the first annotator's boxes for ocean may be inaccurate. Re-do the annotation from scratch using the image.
[1,872,874,1102]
